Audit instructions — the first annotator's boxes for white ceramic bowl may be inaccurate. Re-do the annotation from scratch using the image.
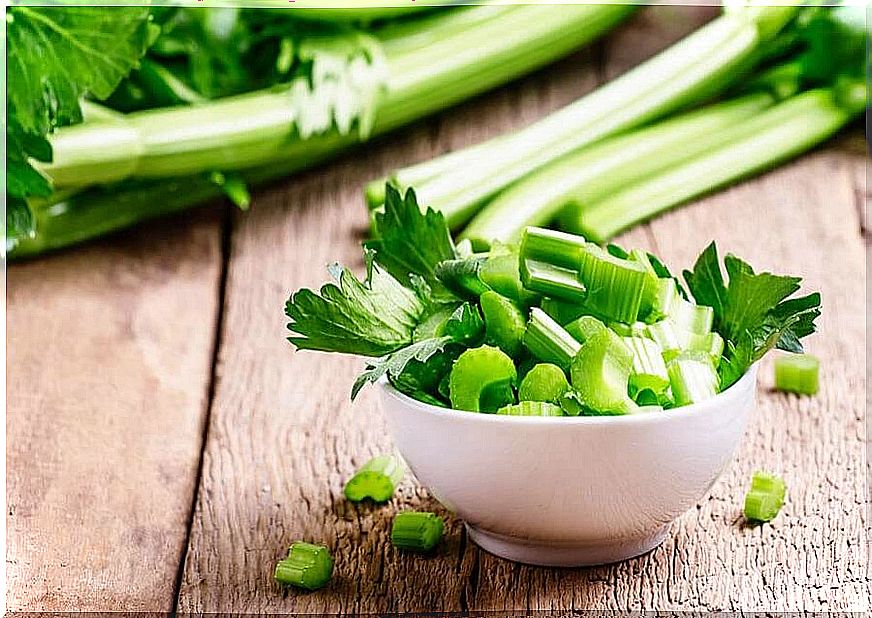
[381,363,757,567]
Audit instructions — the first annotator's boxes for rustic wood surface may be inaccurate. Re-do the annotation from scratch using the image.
[7,6,869,613]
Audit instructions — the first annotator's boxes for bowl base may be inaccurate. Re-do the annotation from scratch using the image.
[465,524,670,567]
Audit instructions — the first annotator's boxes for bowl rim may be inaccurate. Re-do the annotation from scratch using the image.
[380,361,758,426]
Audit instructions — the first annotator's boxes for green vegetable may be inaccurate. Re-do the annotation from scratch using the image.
[448,345,517,413]
[497,401,563,417]
[774,353,820,395]
[683,242,821,388]
[480,291,526,356]
[520,259,586,303]
[668,297,714,335]
[623,337,670,396]
[667,352,720,406]
[391,512,444,552]
[523,308,581,370]
[518,363,570,404]
[274,542,334,590]
[743,471,787,523]
[520,226,587,269]
[435,257,490,299]
[577,244,648,324]
[343,455,405,503]
[570,328,635,415]
[565,315,608,344]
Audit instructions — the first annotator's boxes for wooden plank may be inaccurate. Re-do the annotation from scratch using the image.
[6,209,224,611]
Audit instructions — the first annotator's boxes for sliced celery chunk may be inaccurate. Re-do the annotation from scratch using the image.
[774,353,819,395]
[623,336,670,395]
[668,297,714,335]
[480,291,527,356]
[524,308,581,370]
[609,321,647,338]
[558,389,587,416]
[275,542,334,590]
[391,512,444,552]
[647,277,679,323]
[520,258,587,302]
[344,455,406,503]
[570,328,635,414]
[667,351,719,406]
[743,471,786,523]
[480,247,539,306]
[565,315,607,343]
[577,243,648,324]
[497,400,564,416]
[520,226,587,269]
[448,345,517,412]
[518,363,570,403]
[540,297,592,325]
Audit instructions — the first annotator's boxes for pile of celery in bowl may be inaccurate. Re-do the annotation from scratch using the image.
[286,186,821,416]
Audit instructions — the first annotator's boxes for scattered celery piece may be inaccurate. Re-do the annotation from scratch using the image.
[520,226,587,269]
[669,296,714,334]
[497,400,564,416]
[577,244,648,323]
[344,455,406,503]
[565,315,607,344]
[518,363,570,403]
[524,308,582,370]
[774,353,819,395]
[623,336,670,395]
[274,542,334,590]
[480,291,527,356]
[391,512,444,552]
[743,471,787,523]
[570,328,635,414]
[667,352,720,406]
[448,345,517,412]
[520,259,587,302]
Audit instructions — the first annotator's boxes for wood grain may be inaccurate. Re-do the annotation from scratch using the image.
[6,209,224,611]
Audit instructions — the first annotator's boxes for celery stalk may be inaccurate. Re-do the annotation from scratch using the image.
[566,86,864,241]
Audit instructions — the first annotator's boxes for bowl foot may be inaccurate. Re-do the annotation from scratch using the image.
[465,524,670,567]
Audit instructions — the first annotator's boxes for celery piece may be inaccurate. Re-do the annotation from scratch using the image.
[577,244,648,323]
[667,352,720,406]
[391,512,444,552]
[774,353,819,395]
[524,308,582,370]
[565,315,607,344]
[480,291,527,357]
[479,248,540,306]
[644,320,685,357]
[344,455,406,503]
[570,328,635,414]
[669,297,714,335]
[518,363,570,403]
[609,321,647,338]
[685,331,725,362]
[435,257,490,299]
[520,258,587,303]
[540,297,592,325]
[623,336,670,395]
[520,226,587,269]
[497,400,564,416]
[275,542,334,590]
[558,390,587,416]
[647,277,680,323]
[743,471,787,523]
[448,345,517,412]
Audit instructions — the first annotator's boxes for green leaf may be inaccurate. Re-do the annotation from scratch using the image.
[285,255,428,358]
[7,6,153,135]
[352,337,453,401]
[366,185,457,287]
[6,197,35,253]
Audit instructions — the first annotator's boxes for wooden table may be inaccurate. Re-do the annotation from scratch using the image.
[7,7,869,613]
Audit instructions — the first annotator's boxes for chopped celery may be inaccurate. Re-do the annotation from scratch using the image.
[644,320,682,353]
[480,291,527,357]
[518,363,570,403]
[647,277,679,323]
[609,321,647,338]
[497,400,564,416]
[479,246,539,306]
[520,226,587,269]
[344,455,406,503]
[523,308,581,370]
[558,390,586,416]
[774,353,819,395]
[391,512,444,552]
[686,330,724,362]
[520,258,587,302]
[435,257,490,298]
[667,352,720,406]
[669,297,714,334]
[623,336,670,395]
[275,542,334,590]
[448,345,517,412]
[540,297,592,325]
[565,315,607,344]
[570,328,635,414]
[577,243,648,324]
[743,471,786,523]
